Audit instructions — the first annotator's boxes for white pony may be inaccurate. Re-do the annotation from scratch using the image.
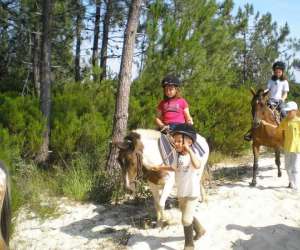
[117,129,209,226]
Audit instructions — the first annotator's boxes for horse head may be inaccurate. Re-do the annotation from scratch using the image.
[250,88,271,128]
[116,132,144,193]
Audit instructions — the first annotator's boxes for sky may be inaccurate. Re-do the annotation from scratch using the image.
[233,0,300,82]
[105,0,300,82]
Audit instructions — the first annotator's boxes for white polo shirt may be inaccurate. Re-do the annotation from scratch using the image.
[267,79,289,100]
[175,153,201,198]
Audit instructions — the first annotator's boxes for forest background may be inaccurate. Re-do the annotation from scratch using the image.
[1,0,300,220]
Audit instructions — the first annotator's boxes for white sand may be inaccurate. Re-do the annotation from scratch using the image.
[11,156,300,250]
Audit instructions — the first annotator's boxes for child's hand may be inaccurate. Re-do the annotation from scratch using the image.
[182,142,191,152]
[187,119,193,125]
[151,165,160,171]
[261,120,267,125]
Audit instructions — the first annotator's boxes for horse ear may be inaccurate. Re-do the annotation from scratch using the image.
[250,87,256,96]
[263,89,269,97]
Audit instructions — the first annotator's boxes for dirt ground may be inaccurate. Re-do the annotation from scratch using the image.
[11,155,300,250]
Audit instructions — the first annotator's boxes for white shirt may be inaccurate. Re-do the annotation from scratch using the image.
[175,153,201,198]
[267,79,289,100]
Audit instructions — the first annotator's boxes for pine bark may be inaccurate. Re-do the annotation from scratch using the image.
[106,0,142,173]
[36,0,52,164]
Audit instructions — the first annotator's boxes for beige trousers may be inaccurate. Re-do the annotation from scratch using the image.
[178,197,198,226]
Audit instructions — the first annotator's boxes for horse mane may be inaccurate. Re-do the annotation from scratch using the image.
[124,132,144,152]
[256,88,265,96]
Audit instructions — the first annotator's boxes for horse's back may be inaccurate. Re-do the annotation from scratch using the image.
[196,134,210,165]
[133,129,209,167]
[133,129,164,167]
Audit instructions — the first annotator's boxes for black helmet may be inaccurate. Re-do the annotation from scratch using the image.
[272,61,285,71]
[161,75,180,87]
[171,124,197,143]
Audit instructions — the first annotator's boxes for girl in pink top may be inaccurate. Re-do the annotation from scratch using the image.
[155,75,193,131]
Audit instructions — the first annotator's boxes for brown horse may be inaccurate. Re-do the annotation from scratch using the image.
[249,88,284,186]
[0,161,11,250]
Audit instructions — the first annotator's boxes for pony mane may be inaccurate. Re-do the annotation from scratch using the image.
[256,88,265,97]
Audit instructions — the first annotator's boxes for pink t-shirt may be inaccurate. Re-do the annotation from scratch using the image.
[157,98,188,124]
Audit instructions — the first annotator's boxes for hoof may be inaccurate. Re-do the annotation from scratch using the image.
[249,181,256,187]
[278,172,282,177]
[157,219,172,228]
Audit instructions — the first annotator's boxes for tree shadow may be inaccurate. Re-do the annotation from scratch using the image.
[60,198,178,244]
[227,224,300,250]
[127,233,182,250]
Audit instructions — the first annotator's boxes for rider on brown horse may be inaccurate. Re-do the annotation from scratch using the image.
[244,61,289,141]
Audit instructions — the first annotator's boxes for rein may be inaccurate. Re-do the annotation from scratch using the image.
[135,150,144,180]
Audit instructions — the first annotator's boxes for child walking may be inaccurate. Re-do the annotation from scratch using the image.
[262,101,300,191]
[171,124,206,250]
[155,75,193,131]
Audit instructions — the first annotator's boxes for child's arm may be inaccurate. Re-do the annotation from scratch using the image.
[184,144,201,169]
[282,91,288,101]
[261,120,277,128]
[151,164,175,171]
[155,110,165,129]
[184,108,193,125]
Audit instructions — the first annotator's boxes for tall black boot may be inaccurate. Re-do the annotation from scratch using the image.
[183,224,194,250]
[193,217,206,240]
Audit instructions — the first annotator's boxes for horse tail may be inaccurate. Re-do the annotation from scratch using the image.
[0,162,11,246]
[1,181,11,246]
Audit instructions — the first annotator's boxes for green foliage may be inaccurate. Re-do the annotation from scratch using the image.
[89,170,122,203]
[51,81,114,163]
[0,95,44,159]
[188,84,251,154]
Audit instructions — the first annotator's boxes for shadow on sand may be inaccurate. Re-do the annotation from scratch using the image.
[227,224,300,250]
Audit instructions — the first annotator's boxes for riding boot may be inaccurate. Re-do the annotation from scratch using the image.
[183,224,194,250]
[193,217,206,240]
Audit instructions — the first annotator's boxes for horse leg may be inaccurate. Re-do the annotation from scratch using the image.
[148,182,163,225]
[250,144,260,186]
[200,183,207,203]
[275,149,282,177]
[158,172,175,225]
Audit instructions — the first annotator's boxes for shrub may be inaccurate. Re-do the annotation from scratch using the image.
[188,85,251,155]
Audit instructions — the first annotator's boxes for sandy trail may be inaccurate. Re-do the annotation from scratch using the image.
[11,155,300,250]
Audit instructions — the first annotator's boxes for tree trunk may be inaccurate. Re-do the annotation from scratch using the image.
[75,5,82,82]
[36,0,52,164]
[32,32,40,97]
[91,0,101,80]
[100,0,113,81]
[106,0,142,173]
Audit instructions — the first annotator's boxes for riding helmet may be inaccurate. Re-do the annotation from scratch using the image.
[272,61,285,71]
[171,124,197,143]
[161,75,181,87]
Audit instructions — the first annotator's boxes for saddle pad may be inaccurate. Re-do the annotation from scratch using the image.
[158,133,177,166]
[192,141,206,157]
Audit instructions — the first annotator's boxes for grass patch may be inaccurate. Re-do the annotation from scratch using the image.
[12,162,61,219]
[59,157,94,201]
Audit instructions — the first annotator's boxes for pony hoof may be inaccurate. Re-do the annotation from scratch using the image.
[249,181,256,187]
[278,172,282,177]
